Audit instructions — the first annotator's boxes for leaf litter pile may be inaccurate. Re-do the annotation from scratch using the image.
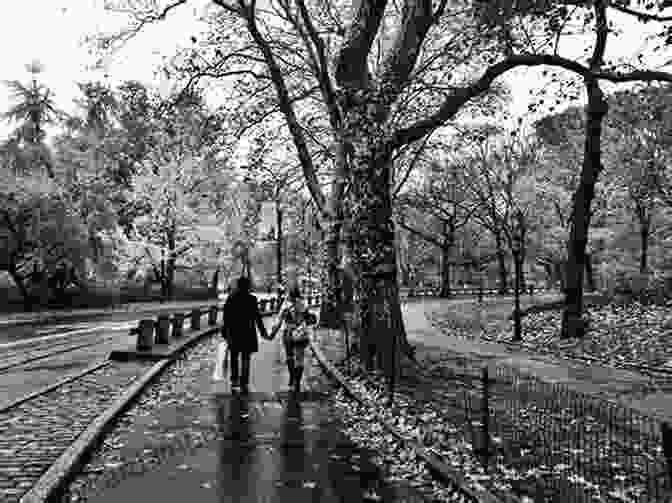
[422,298,672,501]
[429,299,672,374]
[331,348,670,503]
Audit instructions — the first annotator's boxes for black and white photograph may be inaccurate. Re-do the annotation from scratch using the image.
[1,1,672,502]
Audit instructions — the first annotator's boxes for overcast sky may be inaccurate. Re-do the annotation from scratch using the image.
[0,0,210,139]
[0,2,668,141]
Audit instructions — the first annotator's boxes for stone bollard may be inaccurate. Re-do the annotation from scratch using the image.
[172,313,185,337]
[136,319,155,351]
[155,314,171,344]
[208,305,218,326]
[190,309,201,330]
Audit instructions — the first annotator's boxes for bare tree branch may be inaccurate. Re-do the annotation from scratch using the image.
[295,0,343,131]
[609,2,672,22]
[389,53,672,150]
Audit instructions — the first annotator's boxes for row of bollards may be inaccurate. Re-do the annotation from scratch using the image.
[135,305,223,351]
[134,293,323,351]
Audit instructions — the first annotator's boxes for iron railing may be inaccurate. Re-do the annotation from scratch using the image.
[463,364,672,502]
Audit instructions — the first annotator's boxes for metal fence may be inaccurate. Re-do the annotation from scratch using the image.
[462,364,672,502]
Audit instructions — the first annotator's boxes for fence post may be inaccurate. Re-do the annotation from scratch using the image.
[172,313,184,337]
[661,422,672,485]
[136,319,155,351]
[190,309,201,330]
[155,314,170,344]
[208,305,218,326]
[480,366,491,468]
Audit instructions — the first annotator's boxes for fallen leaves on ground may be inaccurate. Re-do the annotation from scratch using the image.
[431,299,672,378]
[399,298,672,501]
[64,338,223,501]
[334,355,662,502]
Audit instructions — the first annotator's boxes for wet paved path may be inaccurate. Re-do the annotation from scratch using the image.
[82,320,427,502]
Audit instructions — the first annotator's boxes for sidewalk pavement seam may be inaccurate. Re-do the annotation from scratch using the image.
[17,324,223,503]
[309,338,519,503]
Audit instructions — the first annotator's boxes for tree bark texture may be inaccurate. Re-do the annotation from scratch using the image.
[585,254,595,292]
[343,92,406,370]
[276,204,283,286]
[318,218,343,328]
[167,229,176,300]
[562,78,608,339]
[319,141,347,328]
[440,243,452,298]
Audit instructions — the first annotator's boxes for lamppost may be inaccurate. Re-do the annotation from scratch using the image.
[232,241,250,280]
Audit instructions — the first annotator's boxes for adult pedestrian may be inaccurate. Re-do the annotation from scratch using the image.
[268,287,315,393]
[222,276,268,393]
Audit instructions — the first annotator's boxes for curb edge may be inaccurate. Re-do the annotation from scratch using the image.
[19,325,222,503]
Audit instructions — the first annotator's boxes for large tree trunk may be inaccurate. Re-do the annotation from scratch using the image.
[557,261,566,291]
[585,253,595,292]
[518,248,527,293]
[440,222,455,298]
[319,143,347,328]
[562,79,608,339]
[276,204,283,286]
[319,218,343,328]
[211,268,219,297]
[167,245,176,300]
[345,106,407,371]
[495,232,508,294]
[440,243,452,298]
[396,232,411,287]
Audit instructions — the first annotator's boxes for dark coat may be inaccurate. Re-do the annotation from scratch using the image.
[222,292,264,354]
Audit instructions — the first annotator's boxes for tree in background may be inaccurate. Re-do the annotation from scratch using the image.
[537,84,672,301]
[88,0,672,354]
[0,172,90,309]
[124,91,230,299]
[1,61,59,178]
[398,159,476,298]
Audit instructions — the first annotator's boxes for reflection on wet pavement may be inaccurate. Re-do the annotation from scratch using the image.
[91,391,427,502]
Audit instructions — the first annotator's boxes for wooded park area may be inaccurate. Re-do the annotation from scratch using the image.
[1,0,671,374]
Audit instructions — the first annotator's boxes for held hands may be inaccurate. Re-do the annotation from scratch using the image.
[264,325,278,341]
